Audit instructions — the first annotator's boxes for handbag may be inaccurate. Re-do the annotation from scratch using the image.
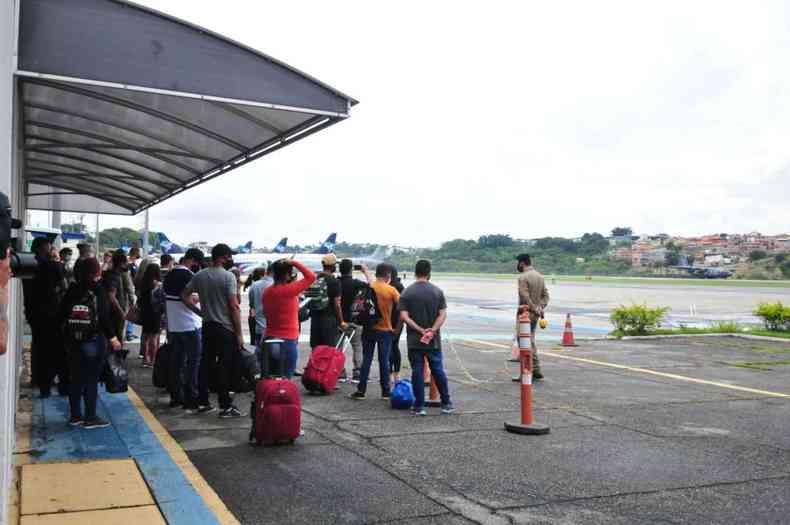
[125,304,139,324]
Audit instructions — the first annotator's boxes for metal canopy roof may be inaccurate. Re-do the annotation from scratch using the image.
[16,0,357,215]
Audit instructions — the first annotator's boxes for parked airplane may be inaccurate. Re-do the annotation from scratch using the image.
[673,266,733,279]
[234,233,337,274]
[236,241,253,254]
[157,233,186,256]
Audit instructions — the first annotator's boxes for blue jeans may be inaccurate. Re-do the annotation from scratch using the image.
[260,338,298,379]
[408,349,451,409]
[358,330,393,394]
[169,329,202,408]
[68,337,106,420]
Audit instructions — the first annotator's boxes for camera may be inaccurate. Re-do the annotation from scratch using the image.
[353,264,363,271]
[0,191,39,279]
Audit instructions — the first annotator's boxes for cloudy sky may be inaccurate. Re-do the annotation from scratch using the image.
[32,1,790,248]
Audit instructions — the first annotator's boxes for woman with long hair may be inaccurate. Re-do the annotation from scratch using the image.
[59,257,121,428]
[138,263,163,367]
[244,267,265,345]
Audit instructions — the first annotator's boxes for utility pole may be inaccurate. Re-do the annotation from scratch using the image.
[142,209,150,257]
[94,213,100,256]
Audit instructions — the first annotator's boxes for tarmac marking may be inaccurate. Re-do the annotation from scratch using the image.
[126,387,241,525]
[458,339,790,399]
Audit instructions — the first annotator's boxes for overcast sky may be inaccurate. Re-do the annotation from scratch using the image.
[32,1,790,248]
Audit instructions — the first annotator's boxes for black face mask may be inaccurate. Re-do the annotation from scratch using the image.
[222,259,234,271]
[190,264,200,273]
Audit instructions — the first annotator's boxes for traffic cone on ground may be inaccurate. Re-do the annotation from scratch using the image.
[424,356,441,407]
[508,336,520,362]
[561,313,578,347]
[504,311,549,435]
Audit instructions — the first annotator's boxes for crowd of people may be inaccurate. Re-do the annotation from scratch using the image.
[24,235,461,430]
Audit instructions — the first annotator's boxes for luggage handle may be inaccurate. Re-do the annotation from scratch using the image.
[262,338,287,379]
[335,329,355,355]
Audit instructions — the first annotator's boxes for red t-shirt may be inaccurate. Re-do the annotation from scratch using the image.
[262,261,316,340]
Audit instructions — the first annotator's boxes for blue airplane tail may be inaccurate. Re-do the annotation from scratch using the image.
[272,237,288,254]
[157,232,184,255]
[237,241,253,254]
[312,233,337,254]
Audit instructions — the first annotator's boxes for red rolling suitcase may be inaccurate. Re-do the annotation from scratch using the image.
[250,339,301,446]
[302,330,354,394]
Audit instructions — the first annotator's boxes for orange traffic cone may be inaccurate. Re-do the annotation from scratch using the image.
[561,313,578,347]
[508,336,520,362]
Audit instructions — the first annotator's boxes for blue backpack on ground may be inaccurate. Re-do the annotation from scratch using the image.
[390,380,415,409]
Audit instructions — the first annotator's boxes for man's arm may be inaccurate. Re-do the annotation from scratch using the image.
[107,287,124,318]
[360,264,373,284]
[180,280,202,317]
[229,294,244,349]
[430,308,447,333]
[540,279,550,308]
[518,275,540,313]
[400,310,426,335]
[283,260,316,295]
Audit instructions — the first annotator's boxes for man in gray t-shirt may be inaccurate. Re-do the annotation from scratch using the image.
[182,244,245,418]
[398,259,453,415]
[185,266,238,333]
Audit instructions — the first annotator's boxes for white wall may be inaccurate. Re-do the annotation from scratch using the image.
[0,1,21,523]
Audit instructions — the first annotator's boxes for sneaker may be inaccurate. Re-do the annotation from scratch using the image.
[83,417,110,429]
[137,353,145,360]
[219,406,244,419]
[412,408,427,416]
[69,417,83,427]
[141,362,153,369]
[533,371,544,380]
[441,403,456,414]
[294,370,303,377]
[381,391,391,400]
[168,399,183,409]
[350,377,360,384]
[195,404,216,415]
[349,391,366,400]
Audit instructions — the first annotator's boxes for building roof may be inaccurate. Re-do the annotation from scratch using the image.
[17,0,356,215]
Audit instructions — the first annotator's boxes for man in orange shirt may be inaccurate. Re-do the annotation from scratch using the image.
[350,264,400,399]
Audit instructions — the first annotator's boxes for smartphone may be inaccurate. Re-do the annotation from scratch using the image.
[353,264,362,271]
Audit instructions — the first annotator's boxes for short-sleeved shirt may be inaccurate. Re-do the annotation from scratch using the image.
[313,273,341,318]
[339,275,367,323]
[371,280,400,332]
[184,266,237,333]
[102,269,128,311]
[398,281,447,350]
[163,266,201,333]
[248,275,273,331]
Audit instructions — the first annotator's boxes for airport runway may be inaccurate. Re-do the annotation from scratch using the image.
[241,274,788,344]
[428,275,789,340]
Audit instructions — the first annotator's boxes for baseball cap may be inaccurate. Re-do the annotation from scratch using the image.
[211,243,236,260]
[516,253,531,264]
[321,253,338,267]
[184,248,205,262]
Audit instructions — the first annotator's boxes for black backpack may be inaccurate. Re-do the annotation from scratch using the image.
[66,290,99,343]
[350,284,381,327]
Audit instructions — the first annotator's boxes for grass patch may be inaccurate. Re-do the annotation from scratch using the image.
[727,359,790,371]
[611,322,742,338]
[750,345,790,354]
[431,272,790,288]
[748,329,790,340]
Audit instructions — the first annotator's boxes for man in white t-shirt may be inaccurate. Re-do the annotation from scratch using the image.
[163,248,206,412]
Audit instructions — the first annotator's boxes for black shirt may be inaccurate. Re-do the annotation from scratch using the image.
[339,274,367,323]
[23,256,66,321]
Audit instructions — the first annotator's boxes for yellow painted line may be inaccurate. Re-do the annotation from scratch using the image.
[457,339,790,399]
[462,338,512,350]
[126,387,241,525]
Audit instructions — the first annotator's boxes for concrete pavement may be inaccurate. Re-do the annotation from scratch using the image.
[126,335,790,524]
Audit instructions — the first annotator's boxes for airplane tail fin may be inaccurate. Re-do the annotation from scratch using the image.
[239,241,253,254]
[272,237,288,254]
[312,233,337,254]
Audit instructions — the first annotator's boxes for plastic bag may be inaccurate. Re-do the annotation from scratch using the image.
[102,350,128,394]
